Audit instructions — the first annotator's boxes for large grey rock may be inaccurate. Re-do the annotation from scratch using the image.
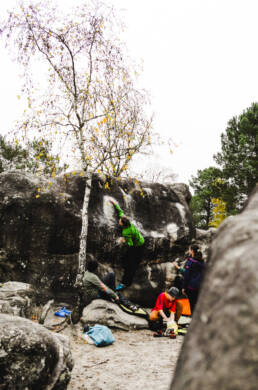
[0,281,35,318]
[0,170,195,306]
[194,227,217,260]
[81,299,149,331]
[170,184,258,390]
[0,314,73,389]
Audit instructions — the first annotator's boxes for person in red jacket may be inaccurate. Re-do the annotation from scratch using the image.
[148,287,182,331]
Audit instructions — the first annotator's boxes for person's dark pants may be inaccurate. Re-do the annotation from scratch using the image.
[103,272,116,291]
[121,245,144,286]
[186,288,199,314]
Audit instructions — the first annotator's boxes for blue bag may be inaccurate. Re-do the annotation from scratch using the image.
[85,324,115,347]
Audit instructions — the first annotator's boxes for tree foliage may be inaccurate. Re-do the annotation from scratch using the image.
[134,165,177,184]
[189,167,226,229]
[0,0,155,284]
[0,135,67,176]
[190,103,258,228]
[1,0,153,176]
[214,102,258,207]
[209,198,227,228]
[0,135,28,173]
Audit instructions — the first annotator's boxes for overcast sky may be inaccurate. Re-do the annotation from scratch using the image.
[0,0,258,185]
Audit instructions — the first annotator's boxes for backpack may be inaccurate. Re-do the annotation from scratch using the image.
[84,324,115,347]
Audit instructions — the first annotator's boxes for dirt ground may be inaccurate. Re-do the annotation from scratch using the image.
[60,321,188,390]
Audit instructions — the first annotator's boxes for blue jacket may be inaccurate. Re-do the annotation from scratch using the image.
[183,257,205,290]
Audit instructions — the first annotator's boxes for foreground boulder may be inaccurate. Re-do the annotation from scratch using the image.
[81,299,149,331]
[170,185,258,390]
[0,170,195,306]
[0,314,73,389]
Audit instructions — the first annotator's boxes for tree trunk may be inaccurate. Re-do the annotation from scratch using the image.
[75,173,92,287]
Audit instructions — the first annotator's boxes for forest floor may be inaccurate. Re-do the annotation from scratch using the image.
[57,316,190,390]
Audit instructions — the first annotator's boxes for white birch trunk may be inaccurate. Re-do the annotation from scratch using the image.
[75,173,92,287]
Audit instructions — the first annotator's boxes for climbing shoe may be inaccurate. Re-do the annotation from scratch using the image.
[130,304,138,312]
[153,330,164,337]
[54,307,72,317]
[115,283,125,291]
[169,330,177,339]
[83,324,90,333]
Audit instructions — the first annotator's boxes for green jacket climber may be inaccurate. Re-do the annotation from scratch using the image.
[112,203,144,247]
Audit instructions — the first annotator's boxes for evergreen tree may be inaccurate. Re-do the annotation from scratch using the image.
[0,135,67,176]
[189,167,225,229]
[0,135,28,173]
[214,102,258,208]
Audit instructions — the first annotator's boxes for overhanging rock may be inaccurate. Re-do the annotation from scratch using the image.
[0,170,195,306]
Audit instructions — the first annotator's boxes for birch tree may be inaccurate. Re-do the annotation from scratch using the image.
[1,0,153,285]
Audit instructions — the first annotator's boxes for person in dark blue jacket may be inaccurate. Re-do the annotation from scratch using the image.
[181,244,205,314]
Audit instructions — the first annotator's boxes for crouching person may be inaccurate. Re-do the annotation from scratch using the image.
[71,259,119,324]
[148,287,182,333]
[82,259,119,305]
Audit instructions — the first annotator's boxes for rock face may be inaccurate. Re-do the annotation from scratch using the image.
[170,184,258,390]
[81,299,149,331]
[0,170,195,306]
[0,314,73,389]
[194,227,217,260]
[0,281,36,318]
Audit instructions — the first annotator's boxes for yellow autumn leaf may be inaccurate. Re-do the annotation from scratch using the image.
[104,182,110,190]
[35,194,40,199]
[37,188,41,192]
[52,172,56,178]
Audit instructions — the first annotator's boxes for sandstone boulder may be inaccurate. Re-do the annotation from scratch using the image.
[81,299,149,331]
[0,281,35,318]
[0,314,73,389]
[0,170,195,306]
